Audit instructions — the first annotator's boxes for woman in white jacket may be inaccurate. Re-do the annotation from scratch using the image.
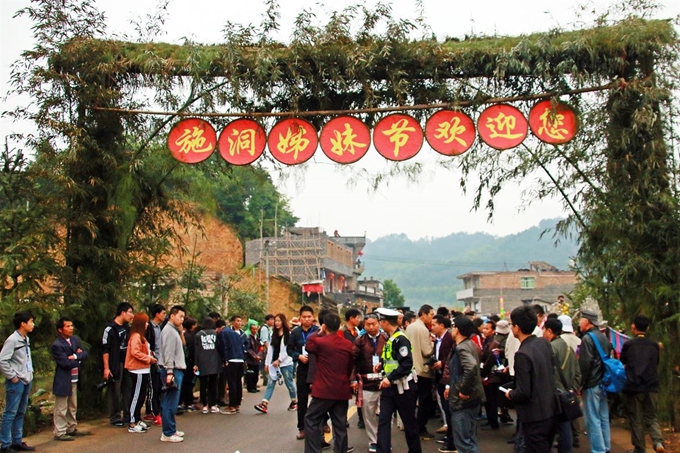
[254,313,297,413]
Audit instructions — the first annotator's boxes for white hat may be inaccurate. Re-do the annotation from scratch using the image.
[375,308,400,320]
[558,314,574,333]
[495,320,511,334]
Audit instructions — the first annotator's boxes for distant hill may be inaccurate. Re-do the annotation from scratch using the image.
[362,218,578,308]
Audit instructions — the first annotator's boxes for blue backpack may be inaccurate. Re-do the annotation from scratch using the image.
[588,332,626,393]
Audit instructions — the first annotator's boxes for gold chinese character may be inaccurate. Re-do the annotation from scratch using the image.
[538,108,568,140]
[382,119,416,157]
[330,123,368,156]
[228,128,257,156]
[175,126,213,154]
[277,125,309,161]
[434,116,468,147]
[485,113,524,139]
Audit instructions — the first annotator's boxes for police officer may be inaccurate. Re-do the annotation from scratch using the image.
[373,308,422,453]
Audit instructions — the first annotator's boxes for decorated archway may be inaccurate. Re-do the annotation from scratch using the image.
[10,2,680,422]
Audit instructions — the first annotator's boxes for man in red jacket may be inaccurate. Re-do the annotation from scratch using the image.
[304,313,355,453]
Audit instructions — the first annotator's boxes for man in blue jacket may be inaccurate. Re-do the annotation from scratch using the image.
[51,317,89,441]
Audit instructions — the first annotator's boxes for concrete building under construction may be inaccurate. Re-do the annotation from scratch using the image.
[245,227,382,307]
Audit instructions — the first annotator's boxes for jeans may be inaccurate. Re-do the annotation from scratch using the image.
[160,369,184,437]
[451,403,480,453]
[263,365,296,402]
[583,385,611,453]
[1,380,31,448]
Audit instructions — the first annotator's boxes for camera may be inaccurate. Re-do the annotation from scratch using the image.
[96,377,115,392]
[161,374,178,392]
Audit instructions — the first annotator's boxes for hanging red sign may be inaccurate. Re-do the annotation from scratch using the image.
[167,118,216,163]
[373,114,423,161]
[478,104,528,150]
[320,116,371,164]
[529,100,578,145]
[218,119,266,165]
[268,118,318,165]
[425,110,476,156]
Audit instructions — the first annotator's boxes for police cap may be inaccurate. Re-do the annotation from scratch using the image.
[375,307,400,321]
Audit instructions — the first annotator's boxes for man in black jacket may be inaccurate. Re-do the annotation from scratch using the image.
[102,302,134,426]
[621,316,665,453]
[578,310,612,453]
[287,305,319,440]
[505,305,557,453]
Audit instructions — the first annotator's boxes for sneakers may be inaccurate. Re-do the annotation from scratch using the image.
[346,446,354,453]
[288,401,298,411]
[54,434,75,441]
[254,402,268,413]
[437,436,448,444]
[420,431,435,440]
[143,414,155,421]
[368,444,378,453]
[153,415,162,425]
[220,407,238,415]
[138,421,151,430]
[202,406,209,414]
[438,447,458,453]
[175,431,185,437]
[110,420,124,427]
[210,406,219,413]
[160,434,183,443]
[128,423,147,433]
[655,444,666,453]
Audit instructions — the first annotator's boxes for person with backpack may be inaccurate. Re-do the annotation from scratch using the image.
[578,310,613,453]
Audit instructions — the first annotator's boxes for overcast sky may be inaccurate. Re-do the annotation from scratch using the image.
[2,0,678,240]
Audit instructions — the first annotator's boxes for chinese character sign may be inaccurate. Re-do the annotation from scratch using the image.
[268,118,318,165]
[167,118,217,163]
[320,116,370,164]
[373,114,423,161]
[478,104,528,150]
[425,110,476,156]
[529,100,578,145]
[218,119,266,165]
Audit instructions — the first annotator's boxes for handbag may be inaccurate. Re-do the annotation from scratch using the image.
[553,350,583,421]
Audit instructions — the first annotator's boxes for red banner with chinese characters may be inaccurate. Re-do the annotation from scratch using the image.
[425,110,476,156]
[478,104,528,150]
[218,119,266,165]
[268,118,318,165]
[529,100,578,145]
[167,118,217,163]
[320,116,371,164]
[373,113,423,161]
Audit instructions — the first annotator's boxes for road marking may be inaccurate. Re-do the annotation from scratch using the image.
[324,405,357,442]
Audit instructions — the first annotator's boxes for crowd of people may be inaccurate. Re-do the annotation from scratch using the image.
[0,301,668,453]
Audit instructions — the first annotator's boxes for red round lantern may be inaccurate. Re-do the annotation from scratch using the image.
[373,114,423,161]
[425,110,476,156]
[478,104,528,150]
[529,100,578,145]
[320,116,371,164]
[268,118,318,165]
[218,119,266,165]
[167,118,216,163]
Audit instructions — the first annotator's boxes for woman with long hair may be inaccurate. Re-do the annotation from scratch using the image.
[254,313,297,413]
[125,313,157,433]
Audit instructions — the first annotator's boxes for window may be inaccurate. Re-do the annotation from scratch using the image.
[520,277,535,289]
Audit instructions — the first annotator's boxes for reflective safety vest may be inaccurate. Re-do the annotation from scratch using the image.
[381,330,406,375]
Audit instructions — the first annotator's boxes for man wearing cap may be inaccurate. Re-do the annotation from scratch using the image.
[578,310,612,453]
[374,308,421,453]
[543,318,580,453]
[558,315,581,354]
[443,316,484,453]
[405,304,435,441]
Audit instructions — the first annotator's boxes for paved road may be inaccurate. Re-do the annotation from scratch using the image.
[27,387,636,453]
